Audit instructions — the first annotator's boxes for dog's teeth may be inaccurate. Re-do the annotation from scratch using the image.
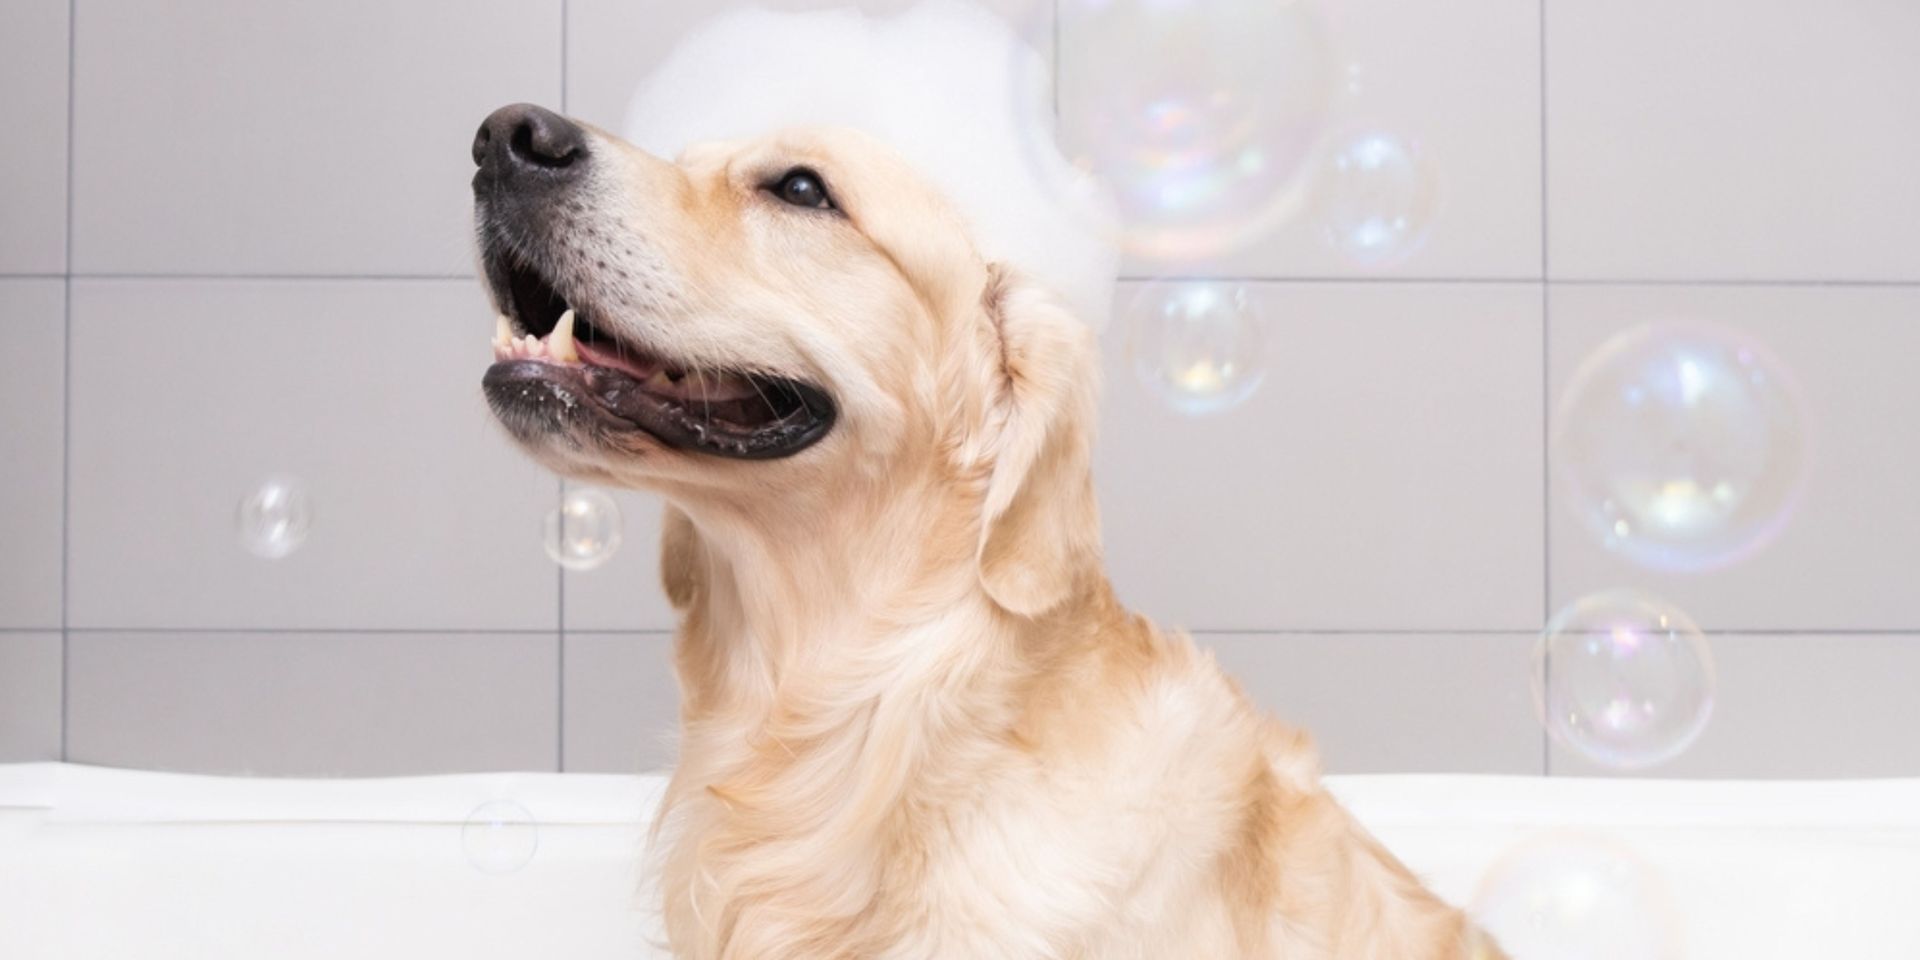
[549,309,580,364]
[644,370,675,391]
[493,314,513,350]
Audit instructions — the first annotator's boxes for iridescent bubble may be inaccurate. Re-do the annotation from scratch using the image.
[1316,127,1440,266]
[1472,832,1680,960]
[462,800,538,875]
[1535,591,1714,769]
[1126,282,1266,416]
[544,488,623,571]
[1555,322,1808,572]
[236,476,311,560]
[1030,0,1336,260]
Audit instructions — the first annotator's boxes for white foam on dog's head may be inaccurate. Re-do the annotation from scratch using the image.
[622,0,1119,329]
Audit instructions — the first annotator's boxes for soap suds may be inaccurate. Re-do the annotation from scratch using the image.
[623,0,1119,329]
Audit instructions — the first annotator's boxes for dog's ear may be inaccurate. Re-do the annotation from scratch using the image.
[970,265,1102,618]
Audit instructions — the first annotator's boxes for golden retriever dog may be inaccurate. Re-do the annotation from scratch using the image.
[471,102,1505,960]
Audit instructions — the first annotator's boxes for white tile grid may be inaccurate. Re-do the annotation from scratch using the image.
[3,0,1915,777]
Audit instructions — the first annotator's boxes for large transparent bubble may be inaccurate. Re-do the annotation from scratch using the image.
[545,487,623,572]
[1126,281,1266,416]
[1315,127,1440,267]
[1555,322,1808,572]
[1472,832,1681,960]
[236,476,311,560]
[1535,591,1715,770]
[1032,0,1337,261]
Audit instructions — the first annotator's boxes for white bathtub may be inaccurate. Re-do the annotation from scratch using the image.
[3,763,1916,958]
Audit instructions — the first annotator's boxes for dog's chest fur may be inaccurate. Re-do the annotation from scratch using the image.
[653,616,1290,960]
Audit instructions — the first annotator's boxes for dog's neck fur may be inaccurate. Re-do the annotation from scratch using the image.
[653,455,1118,956]
[670,460,996,684]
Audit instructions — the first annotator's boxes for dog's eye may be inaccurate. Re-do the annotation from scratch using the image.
[769,169,835,211]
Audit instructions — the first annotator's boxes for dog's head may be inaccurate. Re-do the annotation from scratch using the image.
[471,104,1100,615]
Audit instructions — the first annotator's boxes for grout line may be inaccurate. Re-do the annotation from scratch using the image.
[1539,0,1552,779]
[1192,629,1541,637]
[1117,276,1920,288]
[1673,628,1920,636]
[59,627,567,636]
[556,0,569,776]
[66,272,476,281]
[556,480,567,773]
[537,630,676,639]
[60,0,78,764]
[1551,277,1920,289]
[1120,275,1541,285]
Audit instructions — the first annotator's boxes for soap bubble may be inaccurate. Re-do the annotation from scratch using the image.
[463,800,538,875]
[1472,832,1680,960]
[545,487,623,571]
[1031,0,1336,260]
[1555,322,1808,572]
[1126,282,1266,416]
[236,476,311,560]
[1535,591,1714,769]
[1316,127,1440,266]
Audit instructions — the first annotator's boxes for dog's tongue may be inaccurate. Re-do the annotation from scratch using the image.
[488,312,761,405]
[576,338,662,381]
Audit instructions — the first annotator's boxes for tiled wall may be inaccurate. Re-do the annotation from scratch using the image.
[2,0,1917,779]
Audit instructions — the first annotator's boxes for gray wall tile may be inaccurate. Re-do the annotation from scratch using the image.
[67,279,558,630]
[70,0,561,275]
[1203,632,1541,775]
[67,631,558,776]
[1548,0,1920,281]
[562,632,678,773]
[1549,284,1920,630]
[0,280,65,628]
[562,487,675,632]
[1100,282,1543,632]
[1550,634,1920,779]
[0,0,68,273]
[0,632,62,762]
[1057,0,1542,280]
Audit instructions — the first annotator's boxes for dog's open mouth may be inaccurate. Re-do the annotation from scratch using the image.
[479,256,835,460]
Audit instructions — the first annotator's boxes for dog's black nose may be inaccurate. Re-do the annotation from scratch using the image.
[472,103,587,182]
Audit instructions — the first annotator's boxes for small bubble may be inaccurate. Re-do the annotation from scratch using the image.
[544,487,623,571]
[463,800,538,875]
[1535,591,1714,769]
[1126,281,1266,416]
[236,476,311,560]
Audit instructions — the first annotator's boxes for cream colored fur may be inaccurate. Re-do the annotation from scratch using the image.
[488,121,1506,960]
